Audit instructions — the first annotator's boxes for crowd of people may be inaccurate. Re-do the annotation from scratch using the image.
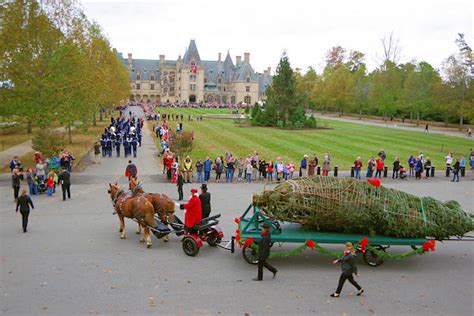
[94,111,144,160]
[10,148,74,200]
[153,142,474,185]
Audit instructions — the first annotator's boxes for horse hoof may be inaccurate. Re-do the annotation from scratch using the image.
[136,231,141,234]
[120,235,126,239]
[140,238,145,243]
[119,228,123,233]
[147,244,152,248]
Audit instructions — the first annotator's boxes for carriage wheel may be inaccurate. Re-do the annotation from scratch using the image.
[207,231,222,247]
[182,238,199,257]
[363,247,385,267]
[242,246,259,265]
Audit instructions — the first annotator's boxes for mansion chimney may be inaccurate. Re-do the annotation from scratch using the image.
[236,55,242,65]
[244,52,250,63]
[127,53,132,65]
[218,52,221,62]
[159,54,165,64]
[267,67,271,75]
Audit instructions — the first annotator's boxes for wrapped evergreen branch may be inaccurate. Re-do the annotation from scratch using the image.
[253,176,474,239]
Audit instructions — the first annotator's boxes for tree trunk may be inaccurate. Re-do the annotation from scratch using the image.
[99,108,103,122]
[459,115,464,131]
[416,112,420,127]
[68,125,72,144]
[27,120,32,134]
[93,112,97,127]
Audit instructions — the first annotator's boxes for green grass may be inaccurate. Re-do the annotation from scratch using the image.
[152,108,474,170]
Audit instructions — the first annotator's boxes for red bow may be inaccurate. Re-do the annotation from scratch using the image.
[306,240,315,251]
[422,240,436,252]
[244,237,254,248]
[359,237,369,253]
[367,178,381,187]
[234,217,240,224]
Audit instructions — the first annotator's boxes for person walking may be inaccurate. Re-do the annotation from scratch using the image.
[330,242,364,297]
[214,157,223,183]
[125,160,138,183]
[354,157,362,180]
[58,168,71,201]
[253,223,277,281]
[12,169,21,201]
[199,183,211,220]
[177,170,184,201]
[16,189,34,233]
[452,159,460,182]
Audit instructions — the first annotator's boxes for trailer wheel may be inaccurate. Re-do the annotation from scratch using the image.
[242,246,259,265]
[363,248,385,267]
[182,237,199,257]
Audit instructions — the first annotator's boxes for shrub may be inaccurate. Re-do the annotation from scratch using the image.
[169,130,194,158]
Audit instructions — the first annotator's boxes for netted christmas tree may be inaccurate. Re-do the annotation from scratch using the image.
[252,176,473,239]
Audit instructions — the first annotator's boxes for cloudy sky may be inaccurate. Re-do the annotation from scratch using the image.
[82,0,473,73]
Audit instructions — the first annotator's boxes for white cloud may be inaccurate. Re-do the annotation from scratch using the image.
[81,0,473,73]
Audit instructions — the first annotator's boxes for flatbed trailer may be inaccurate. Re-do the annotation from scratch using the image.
[238,205,429,266]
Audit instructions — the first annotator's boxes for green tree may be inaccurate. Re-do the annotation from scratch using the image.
[261,52,305,127]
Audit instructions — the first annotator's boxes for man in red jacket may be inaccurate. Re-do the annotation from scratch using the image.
[375,157,384,179]
[181,188,202,231]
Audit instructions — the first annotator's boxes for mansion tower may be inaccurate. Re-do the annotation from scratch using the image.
[118,40,273,104]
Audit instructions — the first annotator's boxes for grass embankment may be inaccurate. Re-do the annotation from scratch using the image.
[150,108,473,170]
[1,112,119,172]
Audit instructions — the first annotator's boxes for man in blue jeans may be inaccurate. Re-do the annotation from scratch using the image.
[203,157,212,182]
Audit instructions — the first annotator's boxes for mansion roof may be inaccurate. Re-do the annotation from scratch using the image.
[118,40,270,86]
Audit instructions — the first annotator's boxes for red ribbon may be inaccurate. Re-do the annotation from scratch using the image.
[359,237,369,253]
[306,240,315,251]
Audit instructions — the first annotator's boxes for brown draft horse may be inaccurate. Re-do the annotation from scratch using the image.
[108,183,157,248]
[129,178,176,238]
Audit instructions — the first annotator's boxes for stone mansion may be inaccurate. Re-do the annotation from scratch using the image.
[118,39,272,104]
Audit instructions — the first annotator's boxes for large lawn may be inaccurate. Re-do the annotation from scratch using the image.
[152,108,473,170]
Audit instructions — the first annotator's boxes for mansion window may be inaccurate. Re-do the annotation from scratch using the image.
[150,84,154,90]
[246,86,250,92]
[190,74,196,81]
[218,78,222,84]
[244,96,251,104]
[136,73,141,80]
[222,96,227,103]
[231,96,236,104]
[170,87,175,94]
[163,87,168,94]
[136,83,140,90]
[190,84,196,91]
[246,76,250,83]
[150,74,155,81]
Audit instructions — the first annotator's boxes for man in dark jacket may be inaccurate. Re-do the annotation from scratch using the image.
[16,189,34,232]
[12,169,21,201]
[253,223,277,281]
[58,168,71,200]
[199,183,211,219]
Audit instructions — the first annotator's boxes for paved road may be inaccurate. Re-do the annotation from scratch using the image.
[1,106,473,315]
[312,113,470,139]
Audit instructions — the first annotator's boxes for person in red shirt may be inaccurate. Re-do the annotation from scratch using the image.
[375,157,384,178]
[180,188,202,231]
[354,157,363,179]
[46,176,55,196]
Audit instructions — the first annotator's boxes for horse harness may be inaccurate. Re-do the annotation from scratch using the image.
[113,187,147,224]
